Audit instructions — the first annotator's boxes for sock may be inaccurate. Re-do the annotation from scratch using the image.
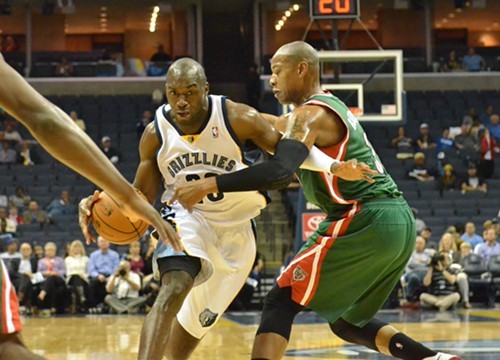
[388,333,436,360]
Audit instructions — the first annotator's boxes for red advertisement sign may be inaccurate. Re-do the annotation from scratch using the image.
[302,212,327,241]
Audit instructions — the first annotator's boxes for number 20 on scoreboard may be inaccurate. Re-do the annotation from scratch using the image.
[309,0,360,20]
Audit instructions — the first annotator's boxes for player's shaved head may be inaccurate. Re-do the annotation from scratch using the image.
[167,57,207,86]
[273,41,319,70]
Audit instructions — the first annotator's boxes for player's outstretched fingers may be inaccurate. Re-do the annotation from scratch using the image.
[78,190,100,245]
[151,214,184,252]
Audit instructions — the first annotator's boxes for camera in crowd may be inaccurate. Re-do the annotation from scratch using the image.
[119,268,127,277]
[429,253,446,267]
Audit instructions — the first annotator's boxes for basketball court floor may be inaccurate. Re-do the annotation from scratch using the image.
[23,307,500,359]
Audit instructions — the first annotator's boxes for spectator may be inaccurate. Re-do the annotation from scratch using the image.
[7,206,23,226]
[461,222,483,250]
[436,128,455,151]
[37,242,66,315]
[0,141,17,163]
[3,123,22,144]
[391,126,414,160]
[435,151,451,176]
[246,63,261,110]
[100,136,120,164]
[142,235,156,276]
[480,105,494,125]
[439,233,472,309]
[478,128,498,179]
[420,252,461,311]
[416,123,436,151]
[403,236,433,304]
[407,152,435,182]
[46,190,77,218]
[104,260,146,314]
[0,237,21,260]
[9,186,31,209]
[461,164,487,194]
[486,114,500,142]
[150,44,171,62]
[88,237,120,310]
[65,240,89,313]
[22,200,49,225]
[0,207,17,235]
[441,50,459,72]
[15,242,38,313]
[17,141,39,166]
[137,110,153,137]
[54,56,74,77]
[462,47,484,72]
[438,232,458,260]
[453,241,473,266]
[475,228,500,264]
[0,188,7,208]
[420,227,435,248]
[2,36,18,53]
[33,244,44,260]
[438,164,457,192]
[455,123,479,163]
[69,111,86,132]
[125,241,145,277]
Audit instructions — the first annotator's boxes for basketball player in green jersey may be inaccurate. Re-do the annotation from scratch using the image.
[171,42,461,360]
[0,53,181,360]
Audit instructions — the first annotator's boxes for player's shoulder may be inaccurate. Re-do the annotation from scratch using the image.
[224,98,261,125]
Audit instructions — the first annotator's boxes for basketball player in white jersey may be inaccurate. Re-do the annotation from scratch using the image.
[0,54,180,359]
[76,57,373,360]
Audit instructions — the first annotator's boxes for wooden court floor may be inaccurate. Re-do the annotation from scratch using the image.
[22,308,500,359]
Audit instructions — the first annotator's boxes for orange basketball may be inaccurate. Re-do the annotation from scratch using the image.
[91,191,149,245]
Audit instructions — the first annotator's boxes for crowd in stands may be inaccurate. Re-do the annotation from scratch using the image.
[402,222,500,311]
[0,236,160,316]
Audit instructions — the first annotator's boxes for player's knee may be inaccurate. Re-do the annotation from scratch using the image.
[256,286,303,341]
[155,271,193,312]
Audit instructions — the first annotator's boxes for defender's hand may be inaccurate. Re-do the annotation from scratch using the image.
[169,178,217,212]
[331,159,378,183]
[119,190,184,252]
[78,190,100,245]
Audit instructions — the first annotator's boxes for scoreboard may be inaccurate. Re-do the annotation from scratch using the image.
[309,0,360,20]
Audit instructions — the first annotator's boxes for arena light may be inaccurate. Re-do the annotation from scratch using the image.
[149,5,159,33]
[292,4,299,11]
[275,3,301,32]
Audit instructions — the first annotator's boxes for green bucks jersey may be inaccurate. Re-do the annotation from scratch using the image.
[296,93,401,219]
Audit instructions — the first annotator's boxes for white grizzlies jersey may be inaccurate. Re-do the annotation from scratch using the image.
[155,95,268,226]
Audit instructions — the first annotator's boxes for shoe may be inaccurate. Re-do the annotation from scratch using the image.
[424,352,463,360]
[463,302,471,309]
[19,306,27,316]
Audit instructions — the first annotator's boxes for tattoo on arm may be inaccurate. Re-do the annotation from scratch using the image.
[285,115,309,142]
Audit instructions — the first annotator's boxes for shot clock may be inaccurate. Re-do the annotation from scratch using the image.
[309,0,360,19]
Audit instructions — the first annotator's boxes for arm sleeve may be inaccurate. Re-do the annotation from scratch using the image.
[217,139,309,192]
[300,146,339,173]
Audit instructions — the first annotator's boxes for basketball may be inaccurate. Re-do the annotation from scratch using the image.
[91,191,149,245]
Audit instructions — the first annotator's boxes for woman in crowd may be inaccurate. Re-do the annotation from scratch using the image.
[64,240,89,313]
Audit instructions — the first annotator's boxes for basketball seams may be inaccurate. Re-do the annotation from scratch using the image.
[92,192,149,244]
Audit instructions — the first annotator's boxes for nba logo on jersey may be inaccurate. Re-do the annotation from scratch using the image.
[212,126,219,138]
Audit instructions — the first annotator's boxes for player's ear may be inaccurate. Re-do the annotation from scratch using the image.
[204,82,209,95]
[297,61,308,78]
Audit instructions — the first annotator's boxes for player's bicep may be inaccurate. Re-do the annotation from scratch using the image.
[134,123,163,203]
[283,106,322,150]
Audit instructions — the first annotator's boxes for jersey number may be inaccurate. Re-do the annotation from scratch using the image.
[363,133,384,174]
[185,173,224,203]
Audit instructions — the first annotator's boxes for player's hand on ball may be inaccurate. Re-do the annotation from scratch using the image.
[331,159,378,183]
[78,190,100,245]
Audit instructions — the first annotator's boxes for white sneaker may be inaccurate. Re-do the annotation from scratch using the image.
[423,352,463,360]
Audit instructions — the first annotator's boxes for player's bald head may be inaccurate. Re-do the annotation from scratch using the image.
[273,41,319,69]
[167,57,207,86]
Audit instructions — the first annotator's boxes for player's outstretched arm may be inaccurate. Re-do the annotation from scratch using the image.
[0,54,182,250]
[170,103,376,211]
